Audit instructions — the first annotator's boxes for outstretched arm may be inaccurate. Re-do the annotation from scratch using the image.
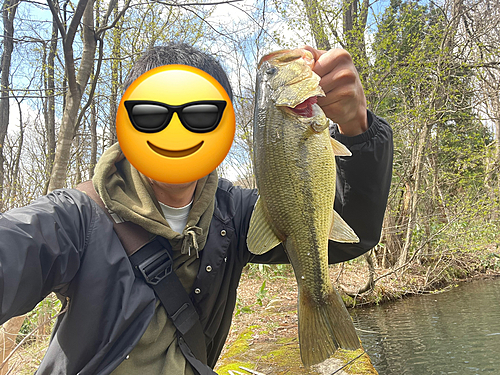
[0,190,92,324]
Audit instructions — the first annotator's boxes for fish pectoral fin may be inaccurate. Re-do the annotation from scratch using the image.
[329,210,360,243]
[330,137,352,156]
[247,197,282,255]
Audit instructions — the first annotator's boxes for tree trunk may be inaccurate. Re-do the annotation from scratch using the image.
[398,122,432,267]
[5,97,24,205]
[47,0,96,191]
[492,94,500,195]
[108,5,122,147]
[342,0,369,76]
[0,0,20,210]
[75,132,82,185]
[382,209,402,268]
[301,0,331,50]
[44,10,58,192]
[89,99,97,178]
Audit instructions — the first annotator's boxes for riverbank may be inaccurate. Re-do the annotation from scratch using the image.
[338,247,500,307]
[215,247,500,374]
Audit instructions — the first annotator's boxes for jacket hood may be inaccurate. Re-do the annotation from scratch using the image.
[92,142,217,255]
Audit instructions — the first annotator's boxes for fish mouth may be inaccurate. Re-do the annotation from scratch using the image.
[147,141,204,158]
[287,96,318,118]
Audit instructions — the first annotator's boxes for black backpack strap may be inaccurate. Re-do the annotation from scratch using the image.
[128,238,211,367]
[76,181,217,375]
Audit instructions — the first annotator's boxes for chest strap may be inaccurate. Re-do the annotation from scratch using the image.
[76,181,217,375]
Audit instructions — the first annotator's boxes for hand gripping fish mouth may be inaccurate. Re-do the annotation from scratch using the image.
[257,49,327,130]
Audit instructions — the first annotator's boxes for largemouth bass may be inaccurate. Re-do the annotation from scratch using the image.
[247,49,361,366]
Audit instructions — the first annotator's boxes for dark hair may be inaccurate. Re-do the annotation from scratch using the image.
[123,43,233,101]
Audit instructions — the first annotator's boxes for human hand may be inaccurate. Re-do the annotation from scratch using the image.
[302,46,368,137]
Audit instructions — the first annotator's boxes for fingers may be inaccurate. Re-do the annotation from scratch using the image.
[301,45,326,62]
[300,47,368,135]
[314,50,364,114]
[301,47,360,106]
[313,49,353,77]
[317,68,359,106]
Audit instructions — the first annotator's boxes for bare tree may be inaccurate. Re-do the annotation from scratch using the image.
[0,0,20,210]
[42,4,59,194]
[47,0,131,191]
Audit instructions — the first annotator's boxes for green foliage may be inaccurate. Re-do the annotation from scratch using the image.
[480,252,500,271]
[255,280,268,307]
[17,294,62,344]
[363,0,499,270]
[235,280,269,316]
[234,298,253,317]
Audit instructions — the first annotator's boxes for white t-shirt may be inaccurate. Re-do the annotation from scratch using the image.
[159,201,192,233]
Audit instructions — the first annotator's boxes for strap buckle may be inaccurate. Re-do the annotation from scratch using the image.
[137,248,173,285]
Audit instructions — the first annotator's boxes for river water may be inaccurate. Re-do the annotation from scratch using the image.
[351,277,500,374]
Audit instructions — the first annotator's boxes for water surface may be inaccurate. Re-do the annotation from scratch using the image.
[351,277,500,374]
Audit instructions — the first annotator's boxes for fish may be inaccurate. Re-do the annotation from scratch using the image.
[247,48,361,367]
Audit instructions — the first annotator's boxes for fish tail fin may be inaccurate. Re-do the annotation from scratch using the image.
[298,286,361,367]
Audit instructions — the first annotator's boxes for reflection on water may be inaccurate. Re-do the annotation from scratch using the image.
[351,277,500,374]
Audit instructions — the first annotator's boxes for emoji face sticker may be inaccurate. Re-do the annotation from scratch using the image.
[116,65,235,184]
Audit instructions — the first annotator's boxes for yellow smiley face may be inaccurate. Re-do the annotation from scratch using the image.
[116,64,235,184]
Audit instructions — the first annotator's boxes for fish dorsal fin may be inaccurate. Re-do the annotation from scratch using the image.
[247,197,282,255]
[329,210,360,243]
[330,137,351,156]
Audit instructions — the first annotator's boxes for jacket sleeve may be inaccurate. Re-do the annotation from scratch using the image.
[0,189,95,324]
[249,110,393,264]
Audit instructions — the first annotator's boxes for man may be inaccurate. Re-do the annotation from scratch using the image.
[0,43,393,374]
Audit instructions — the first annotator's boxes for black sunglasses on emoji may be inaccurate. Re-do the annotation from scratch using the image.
[124,100,227,134]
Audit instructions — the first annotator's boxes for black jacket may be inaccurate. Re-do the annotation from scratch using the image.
[0,112,392,374]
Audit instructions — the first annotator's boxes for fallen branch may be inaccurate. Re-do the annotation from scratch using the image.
[330,351,366,375]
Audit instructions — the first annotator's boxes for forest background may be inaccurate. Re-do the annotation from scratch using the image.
[0,0,500,372]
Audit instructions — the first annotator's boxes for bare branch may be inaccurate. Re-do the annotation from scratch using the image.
[154,0,242,6]
[0,304,68,372]
[46,0,66,40]
[96,0,132,38]
[179,4,239,43]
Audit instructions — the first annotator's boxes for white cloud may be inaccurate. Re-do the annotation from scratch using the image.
[8,101,42,135]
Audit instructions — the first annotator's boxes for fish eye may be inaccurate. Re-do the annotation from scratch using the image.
[266,67,277,75]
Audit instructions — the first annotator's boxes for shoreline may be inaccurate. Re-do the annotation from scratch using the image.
[338,249,500,308]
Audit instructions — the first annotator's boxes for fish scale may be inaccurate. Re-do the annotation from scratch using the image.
[247,48,362,367]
